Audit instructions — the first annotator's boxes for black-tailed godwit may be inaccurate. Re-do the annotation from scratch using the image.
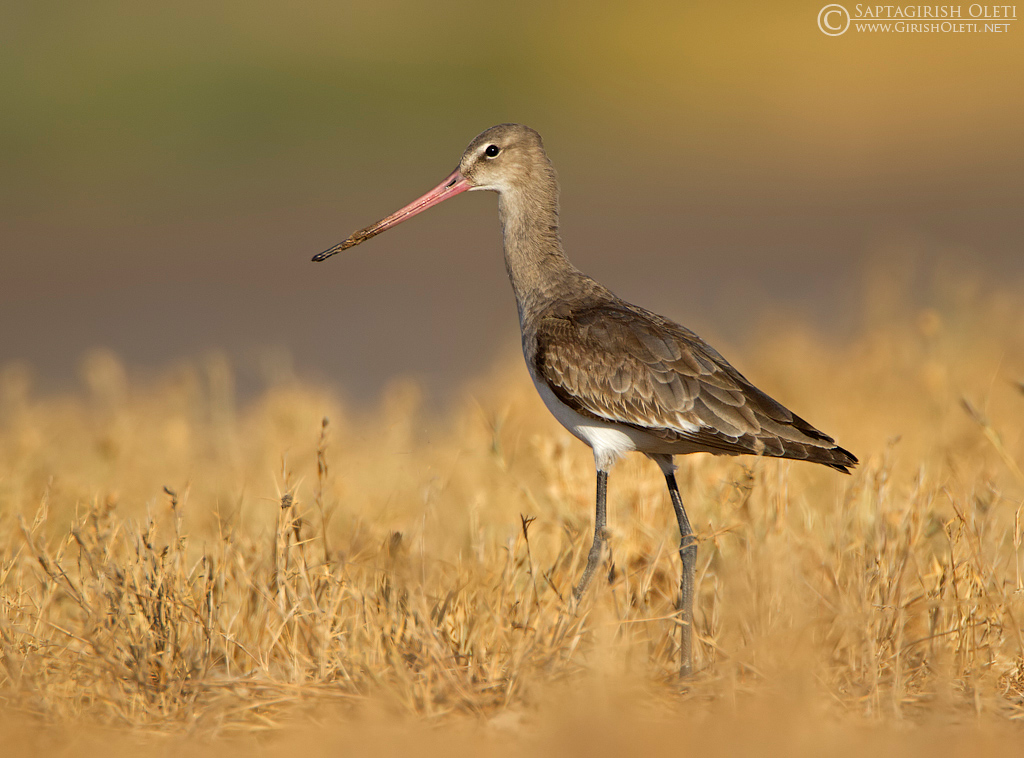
[314,124,857,675]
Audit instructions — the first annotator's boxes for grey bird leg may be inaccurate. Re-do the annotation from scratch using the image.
[665,470,696,677]
[573,469,609,603]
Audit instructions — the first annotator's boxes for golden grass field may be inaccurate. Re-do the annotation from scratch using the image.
[1,266,1023,755]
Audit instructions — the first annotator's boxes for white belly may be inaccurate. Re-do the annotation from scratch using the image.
[530,372,684,470]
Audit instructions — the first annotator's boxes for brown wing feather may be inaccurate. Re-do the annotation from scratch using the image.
[532,302,857,472]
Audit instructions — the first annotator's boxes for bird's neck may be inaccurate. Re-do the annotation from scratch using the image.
[497,180,581,323]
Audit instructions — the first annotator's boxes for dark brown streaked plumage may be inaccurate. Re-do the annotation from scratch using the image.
[314,123,857,676]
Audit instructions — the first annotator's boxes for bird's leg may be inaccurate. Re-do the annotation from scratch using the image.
[665,471,696,677]
[573,469,609,603]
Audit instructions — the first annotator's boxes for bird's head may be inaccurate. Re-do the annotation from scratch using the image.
[457,123,551,194]
[313,123,552,261]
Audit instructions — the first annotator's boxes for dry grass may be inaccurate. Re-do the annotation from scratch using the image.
[1,270,1023,752]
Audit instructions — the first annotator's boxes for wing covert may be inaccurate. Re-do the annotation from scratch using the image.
[532,303,838,459]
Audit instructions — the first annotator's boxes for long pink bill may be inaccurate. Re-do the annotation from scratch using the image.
[313,168,471,262]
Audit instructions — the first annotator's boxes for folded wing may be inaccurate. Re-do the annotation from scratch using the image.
[532,302,857,472]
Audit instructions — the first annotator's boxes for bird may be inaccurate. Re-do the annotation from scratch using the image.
[313,124,857,675]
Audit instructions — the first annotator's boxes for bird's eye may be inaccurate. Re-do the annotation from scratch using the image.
[484,144,500,158]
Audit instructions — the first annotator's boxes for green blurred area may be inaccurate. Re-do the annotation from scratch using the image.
[4,0,1020,211]
[2,1,552,213]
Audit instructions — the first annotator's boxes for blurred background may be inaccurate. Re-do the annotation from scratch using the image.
[2,0,1021,403]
